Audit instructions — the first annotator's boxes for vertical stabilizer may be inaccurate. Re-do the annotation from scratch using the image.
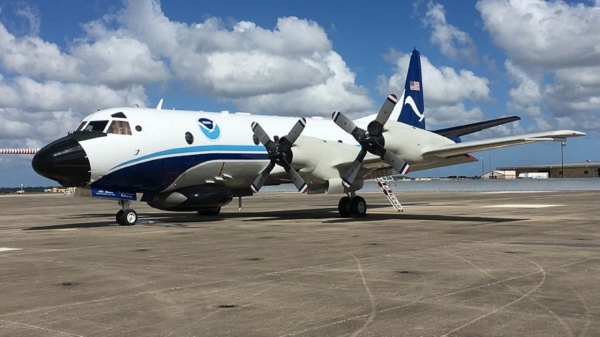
[393,49,425,129]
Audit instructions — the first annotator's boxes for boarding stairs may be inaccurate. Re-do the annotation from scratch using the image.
[375,176,403,212]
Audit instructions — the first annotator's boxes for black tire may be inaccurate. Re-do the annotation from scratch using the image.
[349,196,367,217]
[198,207,221,216]
[119,209,137,226]
[116,210,124,225]
[338,197,351,217]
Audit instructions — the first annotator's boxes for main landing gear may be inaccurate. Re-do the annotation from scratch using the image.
[116,200,138,226]
[338,193,367,218]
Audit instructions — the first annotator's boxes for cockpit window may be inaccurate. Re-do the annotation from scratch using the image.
[107,120,132,135]
[83,120,109,132]
[76,121,87,132]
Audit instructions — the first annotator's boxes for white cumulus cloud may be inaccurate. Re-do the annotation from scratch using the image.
[69,0,373,115]
[424,1,478,63]
[477,0,600,132]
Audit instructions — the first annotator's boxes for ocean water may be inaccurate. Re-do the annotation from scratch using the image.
[263,178,600,193]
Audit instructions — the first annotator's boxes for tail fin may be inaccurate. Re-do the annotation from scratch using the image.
[394,49,425,129]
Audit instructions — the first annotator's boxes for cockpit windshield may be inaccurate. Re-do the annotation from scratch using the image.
[83,120,109,132]
[75,121,87,132]
[107,120,132,135]
[75,113,132,135]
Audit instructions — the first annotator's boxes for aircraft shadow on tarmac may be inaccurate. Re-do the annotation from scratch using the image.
[235,209,525,224]
[23,204,524,230]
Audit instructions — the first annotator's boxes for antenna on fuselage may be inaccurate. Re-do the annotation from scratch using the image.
[156,99,164,110]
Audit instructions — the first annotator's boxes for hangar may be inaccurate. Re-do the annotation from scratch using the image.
[496,162,600,178]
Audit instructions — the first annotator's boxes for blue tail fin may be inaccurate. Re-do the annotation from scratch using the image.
[396,49,425,129]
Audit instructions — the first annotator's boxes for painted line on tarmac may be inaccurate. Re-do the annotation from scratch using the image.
[481,191,552,194]
[0,248,22,252]
[481,204,563,208]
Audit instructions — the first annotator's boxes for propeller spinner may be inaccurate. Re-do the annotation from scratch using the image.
[250,118,308,193]
[332,94,409,188]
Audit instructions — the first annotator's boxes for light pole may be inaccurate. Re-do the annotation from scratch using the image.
[561,142,566,178]
[481,157,484,178]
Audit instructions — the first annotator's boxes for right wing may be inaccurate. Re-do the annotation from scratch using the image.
[422,130,585,158]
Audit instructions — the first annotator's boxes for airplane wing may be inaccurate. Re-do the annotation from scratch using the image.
[432,116,521,139]
[422,130,586,158]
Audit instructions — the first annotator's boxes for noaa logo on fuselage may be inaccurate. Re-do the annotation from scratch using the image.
[198,118,221,140]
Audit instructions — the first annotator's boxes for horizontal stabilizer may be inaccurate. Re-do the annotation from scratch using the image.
[423,130,585,158]
[433,116,520,139]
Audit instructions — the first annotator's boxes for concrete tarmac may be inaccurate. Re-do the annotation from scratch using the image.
[0,191,599,336]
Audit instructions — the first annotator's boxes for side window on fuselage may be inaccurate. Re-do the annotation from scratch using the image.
[107,120,132,135]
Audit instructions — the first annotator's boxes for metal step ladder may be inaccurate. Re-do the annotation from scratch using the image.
[375,176,403,212]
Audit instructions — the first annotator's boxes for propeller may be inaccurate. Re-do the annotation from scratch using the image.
[332,94,409,188]
[250,118,308,193]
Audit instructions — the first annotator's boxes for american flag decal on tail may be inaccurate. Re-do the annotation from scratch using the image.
[409,81,420,91]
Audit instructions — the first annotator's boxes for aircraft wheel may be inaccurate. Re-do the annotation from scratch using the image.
[119,209,138,226]
[116,210,124,225]
[198,207,221,216]
[349,196,367,217]
[338,196,351,217]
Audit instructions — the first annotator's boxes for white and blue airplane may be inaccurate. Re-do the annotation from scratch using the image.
[31,49,585,225]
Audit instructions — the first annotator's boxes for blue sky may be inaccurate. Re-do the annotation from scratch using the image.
[0,0,599,187]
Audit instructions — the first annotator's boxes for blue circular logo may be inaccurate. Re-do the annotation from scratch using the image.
[198,118,221,140]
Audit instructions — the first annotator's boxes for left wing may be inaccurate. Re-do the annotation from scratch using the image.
[432,116,521,140]
[422,130,585,158]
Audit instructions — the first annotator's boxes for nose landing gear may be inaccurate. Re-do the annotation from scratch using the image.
[116,200,138,226]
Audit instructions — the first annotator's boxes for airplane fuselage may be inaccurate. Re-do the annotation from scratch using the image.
[37,107,455,196]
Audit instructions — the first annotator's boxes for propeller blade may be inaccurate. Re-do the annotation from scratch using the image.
[282,118,307,145]
[251,122,276,152]
[332,111,359,135]
[341,148,367,188]
[251,161,276,193]
[332,93,408,187]
[282,162,308,193]
[374,94,398,126]
[251,118,309,193]
[382,150,410,175]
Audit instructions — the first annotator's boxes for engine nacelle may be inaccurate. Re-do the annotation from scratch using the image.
[146,185,233,211]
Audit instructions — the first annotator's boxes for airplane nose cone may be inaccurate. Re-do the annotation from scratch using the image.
[32,136,91,187]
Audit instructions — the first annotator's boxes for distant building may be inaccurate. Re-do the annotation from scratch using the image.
[482,170,516,179]
[497,162,600,178]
